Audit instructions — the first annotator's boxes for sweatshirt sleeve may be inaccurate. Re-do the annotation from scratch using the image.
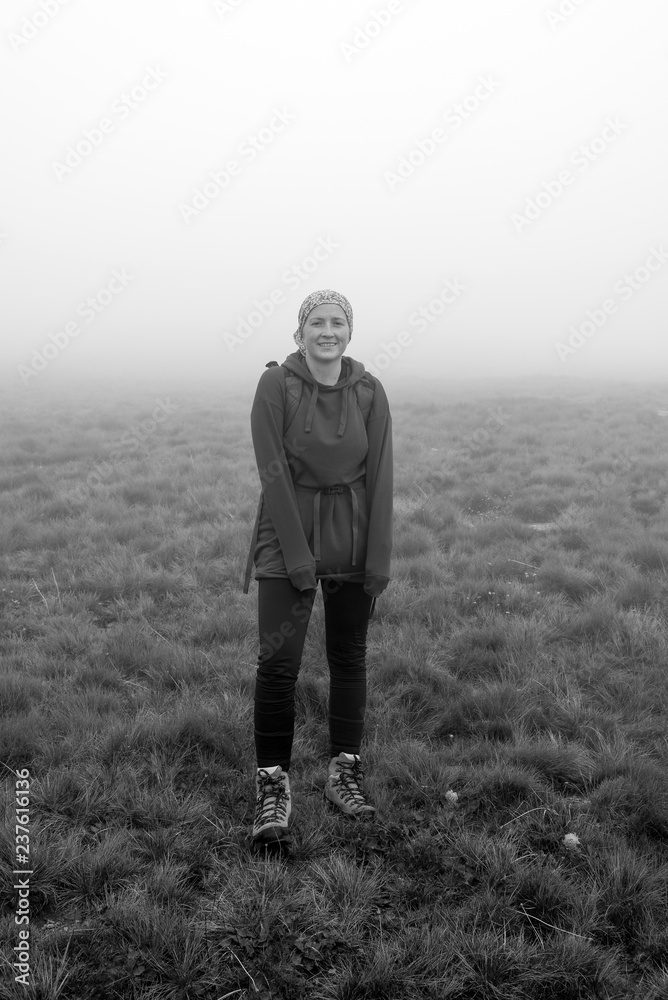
[250,368,317,591]
[363,378,393,597]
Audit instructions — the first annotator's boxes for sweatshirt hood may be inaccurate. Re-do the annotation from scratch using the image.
[281,351,367,436]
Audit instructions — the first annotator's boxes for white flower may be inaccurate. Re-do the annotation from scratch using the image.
[563,832,580,849]
[445,790,459,805]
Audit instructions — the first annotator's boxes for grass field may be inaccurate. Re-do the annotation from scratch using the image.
[1,373,668,999]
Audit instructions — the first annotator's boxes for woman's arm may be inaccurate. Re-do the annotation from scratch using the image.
[250,367,317,591]
[363,379,393,597]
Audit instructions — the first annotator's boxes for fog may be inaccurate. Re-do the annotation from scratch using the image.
[2,0,667,394]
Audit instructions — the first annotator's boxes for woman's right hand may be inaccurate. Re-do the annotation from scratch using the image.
[363,575,389,598]
[289,566,318,592]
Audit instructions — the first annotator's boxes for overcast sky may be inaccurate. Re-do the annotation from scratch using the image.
[2,0,667,391]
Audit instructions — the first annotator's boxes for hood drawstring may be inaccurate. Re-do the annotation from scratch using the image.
[284,353,363,436]
[337,386,349,437]
[304,382,319,433]
[303,379,350,437]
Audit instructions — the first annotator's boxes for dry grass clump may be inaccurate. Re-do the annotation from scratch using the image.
[537,561,603,603]
[433,682,520,743]
[628,539,668,572]
[1,374,667,999]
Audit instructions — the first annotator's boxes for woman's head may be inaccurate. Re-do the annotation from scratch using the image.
[293,290,353,359]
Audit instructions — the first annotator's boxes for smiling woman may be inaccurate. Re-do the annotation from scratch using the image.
[243,289,393,848]
[295,292,354,384]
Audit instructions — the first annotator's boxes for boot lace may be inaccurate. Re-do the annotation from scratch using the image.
[332,758,368,807]
[255,770,289,826]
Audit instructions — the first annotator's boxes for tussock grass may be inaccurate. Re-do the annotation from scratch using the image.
[1,375,667,998]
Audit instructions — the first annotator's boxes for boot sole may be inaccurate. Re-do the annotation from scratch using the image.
[252,824,290,844]
[252,837,290,856]
[251,828,291,855]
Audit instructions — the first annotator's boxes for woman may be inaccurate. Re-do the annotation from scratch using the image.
[243,289,393,846]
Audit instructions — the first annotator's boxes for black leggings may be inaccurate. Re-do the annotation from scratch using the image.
[254,578,373,771]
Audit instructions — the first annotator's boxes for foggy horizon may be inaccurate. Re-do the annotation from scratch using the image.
[2,0,667,394]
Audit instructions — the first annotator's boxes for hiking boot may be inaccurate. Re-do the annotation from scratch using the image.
[324,753,375,818]
[253,766,291,844]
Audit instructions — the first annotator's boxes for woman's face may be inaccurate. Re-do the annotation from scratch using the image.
[301,304,350,365]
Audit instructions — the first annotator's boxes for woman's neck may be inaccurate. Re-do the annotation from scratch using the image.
[304,355,342,385]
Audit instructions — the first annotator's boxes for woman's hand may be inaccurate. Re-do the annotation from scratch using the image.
[363,575,389,598]
[289,565,318,592]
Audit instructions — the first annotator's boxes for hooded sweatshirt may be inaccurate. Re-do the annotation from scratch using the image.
[244,351,392,597]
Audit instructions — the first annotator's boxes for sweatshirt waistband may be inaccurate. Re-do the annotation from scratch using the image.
[293,478,366,493]
[294,479,365,567]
